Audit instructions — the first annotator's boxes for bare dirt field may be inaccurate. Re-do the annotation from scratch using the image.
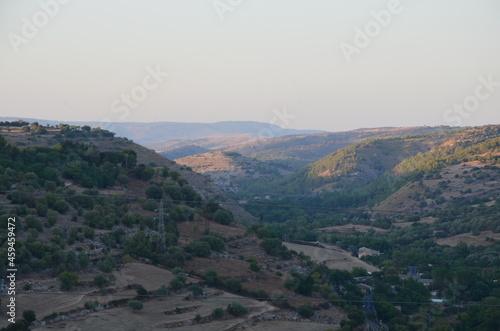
[0,262,184,329]
[183,255,299,306]
[177,217,246,246]
[435,231,500,247]
[176,151,238,174]
[35,291,276,331]
[392,217,437,229]
[251,320,338,331]
[112,262,194,291]
[283,242,380,273]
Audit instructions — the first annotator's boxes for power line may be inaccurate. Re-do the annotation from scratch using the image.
[157,199,166,253]
[0,291,499,308]
[1,190,500,216]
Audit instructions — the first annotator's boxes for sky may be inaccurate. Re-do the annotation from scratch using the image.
[0,0,499,132]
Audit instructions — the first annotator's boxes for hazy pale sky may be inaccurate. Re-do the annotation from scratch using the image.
[1,0,499,132]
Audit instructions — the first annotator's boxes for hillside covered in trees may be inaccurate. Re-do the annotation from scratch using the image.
[1,122,499,331]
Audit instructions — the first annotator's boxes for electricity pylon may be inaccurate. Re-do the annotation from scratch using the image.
[157,199,166,253]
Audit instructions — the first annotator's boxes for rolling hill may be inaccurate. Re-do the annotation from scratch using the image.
[1,121,500,331]
[0,126,256,224]
[0,123,350,330]
[231,126,453,170]
[171,127,457,196]
[175,151,292,193]
[240,126,500,196]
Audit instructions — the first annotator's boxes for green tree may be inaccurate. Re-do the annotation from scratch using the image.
[22,310,36,323]
[181,185,201,203]
[260,238,290,258]
[227,303,247,316]
[298,303,315,318]
[53,199,69,214]
[84,300,99,310]
[224,278,242,292]
[351,267,368,277]
[213,209,234,225]
[212,307,224,319]
[205,269,218,286]
[136,286,148,296]
[347,307,366,327]
[24,215,43,232]
[249,262,260,272]
[169,276,185,290]
[93,275,108,287]
[186,241,211,258]
[163,184,182,200]
[0,319,30,331]
[173,205,194,222]
[128,300,143,311]
[59,271,79,290]
[145,185,163,199]
[200,235,224,252]
[284,272,314,296]
[169,170,181,180]
[188,284,203,297]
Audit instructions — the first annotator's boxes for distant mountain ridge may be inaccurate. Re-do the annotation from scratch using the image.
[0,117,322,145]
[174,126,457,194]
[275,125,499,193]
[162,145,211,159]
[224,126,455,170]
[171,126,454,173]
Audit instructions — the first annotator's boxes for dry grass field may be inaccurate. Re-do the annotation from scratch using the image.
[392,217,437,229]
[435,230,500,247]
[0,262,195,329]
[283,242,380,273]
[251,321,340,331]
[35,291,276,331]
[374,162,500,215]
[319,224,387,234]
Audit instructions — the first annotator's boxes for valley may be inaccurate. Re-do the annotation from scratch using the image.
[0,121,499,331]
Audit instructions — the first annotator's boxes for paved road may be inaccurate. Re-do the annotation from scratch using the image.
[363,294,376,315]
[366,320,382,331]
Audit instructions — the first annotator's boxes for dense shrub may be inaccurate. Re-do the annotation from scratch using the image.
[59,272,79,290]
[93,275,108,287]
[227,303,247,316]
[213,209,234,225]
[212,307,224,319]
[200,235,224,252]
[205,269,218,286]
[224,278,242,292]
[128,300,143,311]
[145,185,163,199]
[22,310,36,323]
[185,241,211,258]
[297,303,315,318]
